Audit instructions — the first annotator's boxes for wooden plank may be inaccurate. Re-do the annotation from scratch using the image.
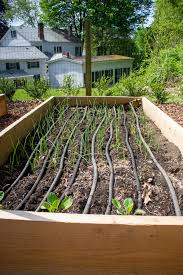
[55,96,142,106]
[0,96,55,166]
[142,97,183,156]
[0,94,7,117]
[0,211,183,274]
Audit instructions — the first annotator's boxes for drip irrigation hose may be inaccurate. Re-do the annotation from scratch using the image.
[83,108,107,214]
[122,105,142,209]
[4,106,69,196]
[15,108,75,210]
[36,107,88,212]
[59,110,95,201]
[105,107,116,215]
[130,103,181,216]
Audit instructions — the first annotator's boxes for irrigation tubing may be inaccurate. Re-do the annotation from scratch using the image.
[36,107,88,212]
[105,107,116,215]
[130,103,181,216]
[4,106,69,196]
[59,110,95,202]
[122,105,142,209]
[15,108,76,210]
[83,108,107,214]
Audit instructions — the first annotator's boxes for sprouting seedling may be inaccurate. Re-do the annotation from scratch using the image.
[41,192,73,213]
[0,191,4,202]
[112,197,146,215]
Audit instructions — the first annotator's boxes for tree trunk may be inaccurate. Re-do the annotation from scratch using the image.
[85,19,92,96]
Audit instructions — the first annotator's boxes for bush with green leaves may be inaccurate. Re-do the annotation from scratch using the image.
[0,78,16,100]
[25,78,49,99]
[112,197,146,215]
[62,74,80,96]
[41,192,73,213]
[93,75,112,96]
[150,82,169,104]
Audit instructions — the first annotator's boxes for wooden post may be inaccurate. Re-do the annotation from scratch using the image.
[85,19,92,96]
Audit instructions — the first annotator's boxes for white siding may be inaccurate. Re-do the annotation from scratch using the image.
[48,60,83,88]
[0,59,47,77]
[0,30,31,46]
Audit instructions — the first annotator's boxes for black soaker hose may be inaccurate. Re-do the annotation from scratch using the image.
[15,108,76,210]
[122,105,142,209]
[130,103,181,216]
[105,107,116,215]
[36,107,88,212]
[5,106,69,196]
[59,110,95,201]
[83,108,107,214]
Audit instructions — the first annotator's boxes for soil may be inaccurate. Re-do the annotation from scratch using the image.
[0,100,42,131]
[158,103,183,128]
[1,105,183,216]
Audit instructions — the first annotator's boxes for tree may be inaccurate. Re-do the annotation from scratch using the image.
[40,0,152,50]
[0,0,9,38]
[7,0,39,26]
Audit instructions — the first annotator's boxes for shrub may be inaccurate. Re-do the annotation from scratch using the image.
[150,82,169,104]
[0,78,16,100]
[93,75,112,96]
[25,78,49,99]
[62,75,80,96]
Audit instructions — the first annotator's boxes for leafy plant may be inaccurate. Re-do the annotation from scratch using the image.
[150,82,169,104]
[94,75,112,96]
[62,75,80,96]
[41,192,73,213]
[25,78,49,99]
[112,197,146,215]
[0,78,16,100]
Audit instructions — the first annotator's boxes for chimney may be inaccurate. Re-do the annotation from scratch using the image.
[38,22,44,40]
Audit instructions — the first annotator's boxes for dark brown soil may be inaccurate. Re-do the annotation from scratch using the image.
[0,100,42,131]
[158,103,183,127]
[1,106,183,216]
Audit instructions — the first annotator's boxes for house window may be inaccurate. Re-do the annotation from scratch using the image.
[11,30,17,38]
[54,46,62,53]
[27,61,40,69]
[34,74,40,80]
[36,46,42,52]
[6,62,20,70]
[75,47,82,56]
[123,68,130,76]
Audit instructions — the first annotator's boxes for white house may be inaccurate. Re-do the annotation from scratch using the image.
[0,24,82,58]
[48,54,134,88]
[0,46,48,80]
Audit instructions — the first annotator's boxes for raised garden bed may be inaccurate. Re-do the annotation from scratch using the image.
[0,96,183,274]
[0,99,42,131]
[158,103,183,127]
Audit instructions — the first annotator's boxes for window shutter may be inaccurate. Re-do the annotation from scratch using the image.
[37,62,40,68]
[16,63,20,70]
[6,63,10,70]
[27,62,30,69]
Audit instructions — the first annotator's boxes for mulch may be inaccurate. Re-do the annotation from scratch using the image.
[0,100,42,132]
[158,103,183,128]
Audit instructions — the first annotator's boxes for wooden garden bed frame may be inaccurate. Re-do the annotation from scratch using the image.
[0,94,7,117]
[0,96,183,274]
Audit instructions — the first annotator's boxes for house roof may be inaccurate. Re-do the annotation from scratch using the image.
[0,46,48,60]
[14,26,80,43]
[49,54,134,64]
[0,70,34,79]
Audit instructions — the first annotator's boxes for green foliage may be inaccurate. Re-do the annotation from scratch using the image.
[93,75,112,96]
[62,75,80,96]
[25,78,49,99]
[0,191,4,202]
[150,82,169,104]
[41,192,73,213]
[0,78,16,100]
[112,197,134,215]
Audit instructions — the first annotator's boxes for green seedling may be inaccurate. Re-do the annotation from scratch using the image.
[112,197,134,215]
[41,192,73,213]
[112,197,146,215]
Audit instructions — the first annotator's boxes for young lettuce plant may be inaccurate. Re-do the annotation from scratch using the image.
[41,192,73,213]
[112,197,146,215]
